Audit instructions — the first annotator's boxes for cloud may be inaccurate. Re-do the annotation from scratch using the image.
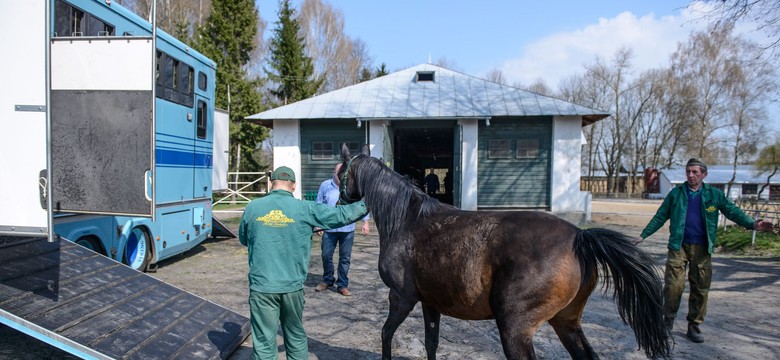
[501,8,709,88]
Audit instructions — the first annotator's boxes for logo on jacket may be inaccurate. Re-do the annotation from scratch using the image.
[705,205,717,213]
[257,210,295,227]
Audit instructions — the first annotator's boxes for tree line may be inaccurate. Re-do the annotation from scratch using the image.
[116,0,779,196]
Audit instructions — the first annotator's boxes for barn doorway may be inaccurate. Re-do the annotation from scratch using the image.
[391,121,456,205]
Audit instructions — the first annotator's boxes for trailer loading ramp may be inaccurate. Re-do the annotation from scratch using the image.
[0,235,250,360]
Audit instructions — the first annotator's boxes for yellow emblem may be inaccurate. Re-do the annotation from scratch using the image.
[705,205,717,213]
[257,210,295,227]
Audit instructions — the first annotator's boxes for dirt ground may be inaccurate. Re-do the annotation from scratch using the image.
[3,199,780,359]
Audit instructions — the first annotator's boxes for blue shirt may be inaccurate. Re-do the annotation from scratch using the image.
[683,186,706,245]
[316,178,369,233]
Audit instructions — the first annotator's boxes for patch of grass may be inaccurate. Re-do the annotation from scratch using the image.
[221,216,241,225]
[716,227,780,256]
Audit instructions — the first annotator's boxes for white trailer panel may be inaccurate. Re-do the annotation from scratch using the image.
[212,109,230,191]
[0,0,48,235]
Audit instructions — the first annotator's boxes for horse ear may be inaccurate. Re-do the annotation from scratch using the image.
[340,142,351,162]
[361,144,370,156]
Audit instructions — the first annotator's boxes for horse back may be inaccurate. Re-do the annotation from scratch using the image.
[404,209,581,320]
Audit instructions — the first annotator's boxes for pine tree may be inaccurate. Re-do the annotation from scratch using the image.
[266,0,322,105]
[195,0,268,172]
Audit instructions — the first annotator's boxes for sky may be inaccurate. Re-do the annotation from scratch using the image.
[255,0,778,134]
[255,0,716,88]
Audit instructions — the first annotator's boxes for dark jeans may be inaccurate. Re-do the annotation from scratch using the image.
[321,231,354,289]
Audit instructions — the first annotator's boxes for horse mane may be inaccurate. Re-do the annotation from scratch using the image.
[353,155,440,237]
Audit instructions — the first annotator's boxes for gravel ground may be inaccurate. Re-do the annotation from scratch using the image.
[2,199,779,359]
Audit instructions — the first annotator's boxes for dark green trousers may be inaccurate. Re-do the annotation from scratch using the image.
[663,243,712,325]
[248,289,307,360]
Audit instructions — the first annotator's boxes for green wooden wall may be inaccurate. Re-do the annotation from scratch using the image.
[477,117,551,208]
[299,120,365,199]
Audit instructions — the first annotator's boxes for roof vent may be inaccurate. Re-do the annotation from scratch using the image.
[416,71,435,82]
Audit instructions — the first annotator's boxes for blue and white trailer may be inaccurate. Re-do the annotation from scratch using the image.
[37,0,229,272]
[0,1,248,358]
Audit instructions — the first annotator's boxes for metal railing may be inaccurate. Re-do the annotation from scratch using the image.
[212,172,269,206]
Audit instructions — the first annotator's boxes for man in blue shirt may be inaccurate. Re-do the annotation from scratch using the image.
[314,163,370,296]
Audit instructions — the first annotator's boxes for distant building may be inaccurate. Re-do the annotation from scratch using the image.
[656,165,779,200]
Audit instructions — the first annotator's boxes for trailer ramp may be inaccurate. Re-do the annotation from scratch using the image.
[0,235,250,360]
[211,217,238,239]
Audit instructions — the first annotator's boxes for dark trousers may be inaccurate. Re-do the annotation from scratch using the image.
[663,243,712,325]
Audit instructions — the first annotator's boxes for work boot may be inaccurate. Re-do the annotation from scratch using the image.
[664,317,674,332]
[686,323,704,343]
[314,282,331,292]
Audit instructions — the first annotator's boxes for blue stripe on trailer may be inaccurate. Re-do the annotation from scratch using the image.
[156,148,212,167]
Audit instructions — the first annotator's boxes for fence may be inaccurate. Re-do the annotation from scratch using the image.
[213,171,269,206]
[727,199,780,245]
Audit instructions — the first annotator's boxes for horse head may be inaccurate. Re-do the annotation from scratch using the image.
[338,142,369,204]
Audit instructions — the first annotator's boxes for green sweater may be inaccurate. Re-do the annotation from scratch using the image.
[238,189,368,293]
[640,182,755,254]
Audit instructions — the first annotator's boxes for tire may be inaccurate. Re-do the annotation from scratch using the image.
[75,236,105,256]
[124,226,151,271]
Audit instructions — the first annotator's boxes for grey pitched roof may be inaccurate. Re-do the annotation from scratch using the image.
[662,165,778,185]
[246,63,609,126]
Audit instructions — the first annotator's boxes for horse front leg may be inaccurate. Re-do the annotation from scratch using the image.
[382,290,416,360]
[422,303,441,359]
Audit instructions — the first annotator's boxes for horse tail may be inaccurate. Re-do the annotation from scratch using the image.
[575,228,671,359]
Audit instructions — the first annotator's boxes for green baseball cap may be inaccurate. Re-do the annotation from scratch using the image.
[271,166,296,182]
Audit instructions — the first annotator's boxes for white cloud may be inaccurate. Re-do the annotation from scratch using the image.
[501,8,710,88]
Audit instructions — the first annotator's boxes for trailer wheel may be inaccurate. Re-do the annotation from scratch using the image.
[75,236,105,256]
[124,226,151,271]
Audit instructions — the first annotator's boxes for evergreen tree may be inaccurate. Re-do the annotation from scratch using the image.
[266,0,322,105]
[195,0,269,172]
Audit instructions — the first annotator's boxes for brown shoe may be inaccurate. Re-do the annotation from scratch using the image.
[338,287,352,296]
[315,283,331,292]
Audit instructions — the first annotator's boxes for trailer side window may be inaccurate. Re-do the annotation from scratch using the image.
[53,0,114,37]
[198,72,207,91]
[197,100,207,139]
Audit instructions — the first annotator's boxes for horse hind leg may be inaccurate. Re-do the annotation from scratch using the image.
[494,314,540,360]
[548,280,599,359]
[421,303,441,359]
[382,290,417,360]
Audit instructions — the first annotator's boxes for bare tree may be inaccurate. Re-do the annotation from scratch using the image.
[690,0,780,58]
[299,0,371,92]
[587,47,635,195]
[484,68,507,85]
[666,25,745,162]
[120,0,207,40]
[519,78,553,96]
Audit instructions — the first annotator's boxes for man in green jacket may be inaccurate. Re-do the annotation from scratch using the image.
[239,166,368,360]
[636,158,773,344]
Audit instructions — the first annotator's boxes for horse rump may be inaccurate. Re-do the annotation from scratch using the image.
[575,228,671,359]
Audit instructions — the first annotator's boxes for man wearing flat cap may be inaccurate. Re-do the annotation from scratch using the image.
[636,158,773,344]
[239,166,368,360]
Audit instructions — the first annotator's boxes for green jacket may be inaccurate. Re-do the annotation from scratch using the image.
[238,189,368,293]
[640,182,755,254]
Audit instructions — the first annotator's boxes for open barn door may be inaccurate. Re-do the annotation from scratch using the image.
[49,37,155,217]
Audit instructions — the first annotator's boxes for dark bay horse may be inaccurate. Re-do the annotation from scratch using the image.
[337,144,670,360]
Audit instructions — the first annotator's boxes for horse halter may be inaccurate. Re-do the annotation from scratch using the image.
[339,155,361,204]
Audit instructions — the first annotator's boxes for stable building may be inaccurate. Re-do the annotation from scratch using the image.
[656,165,780,200]
[247,64,609,223]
